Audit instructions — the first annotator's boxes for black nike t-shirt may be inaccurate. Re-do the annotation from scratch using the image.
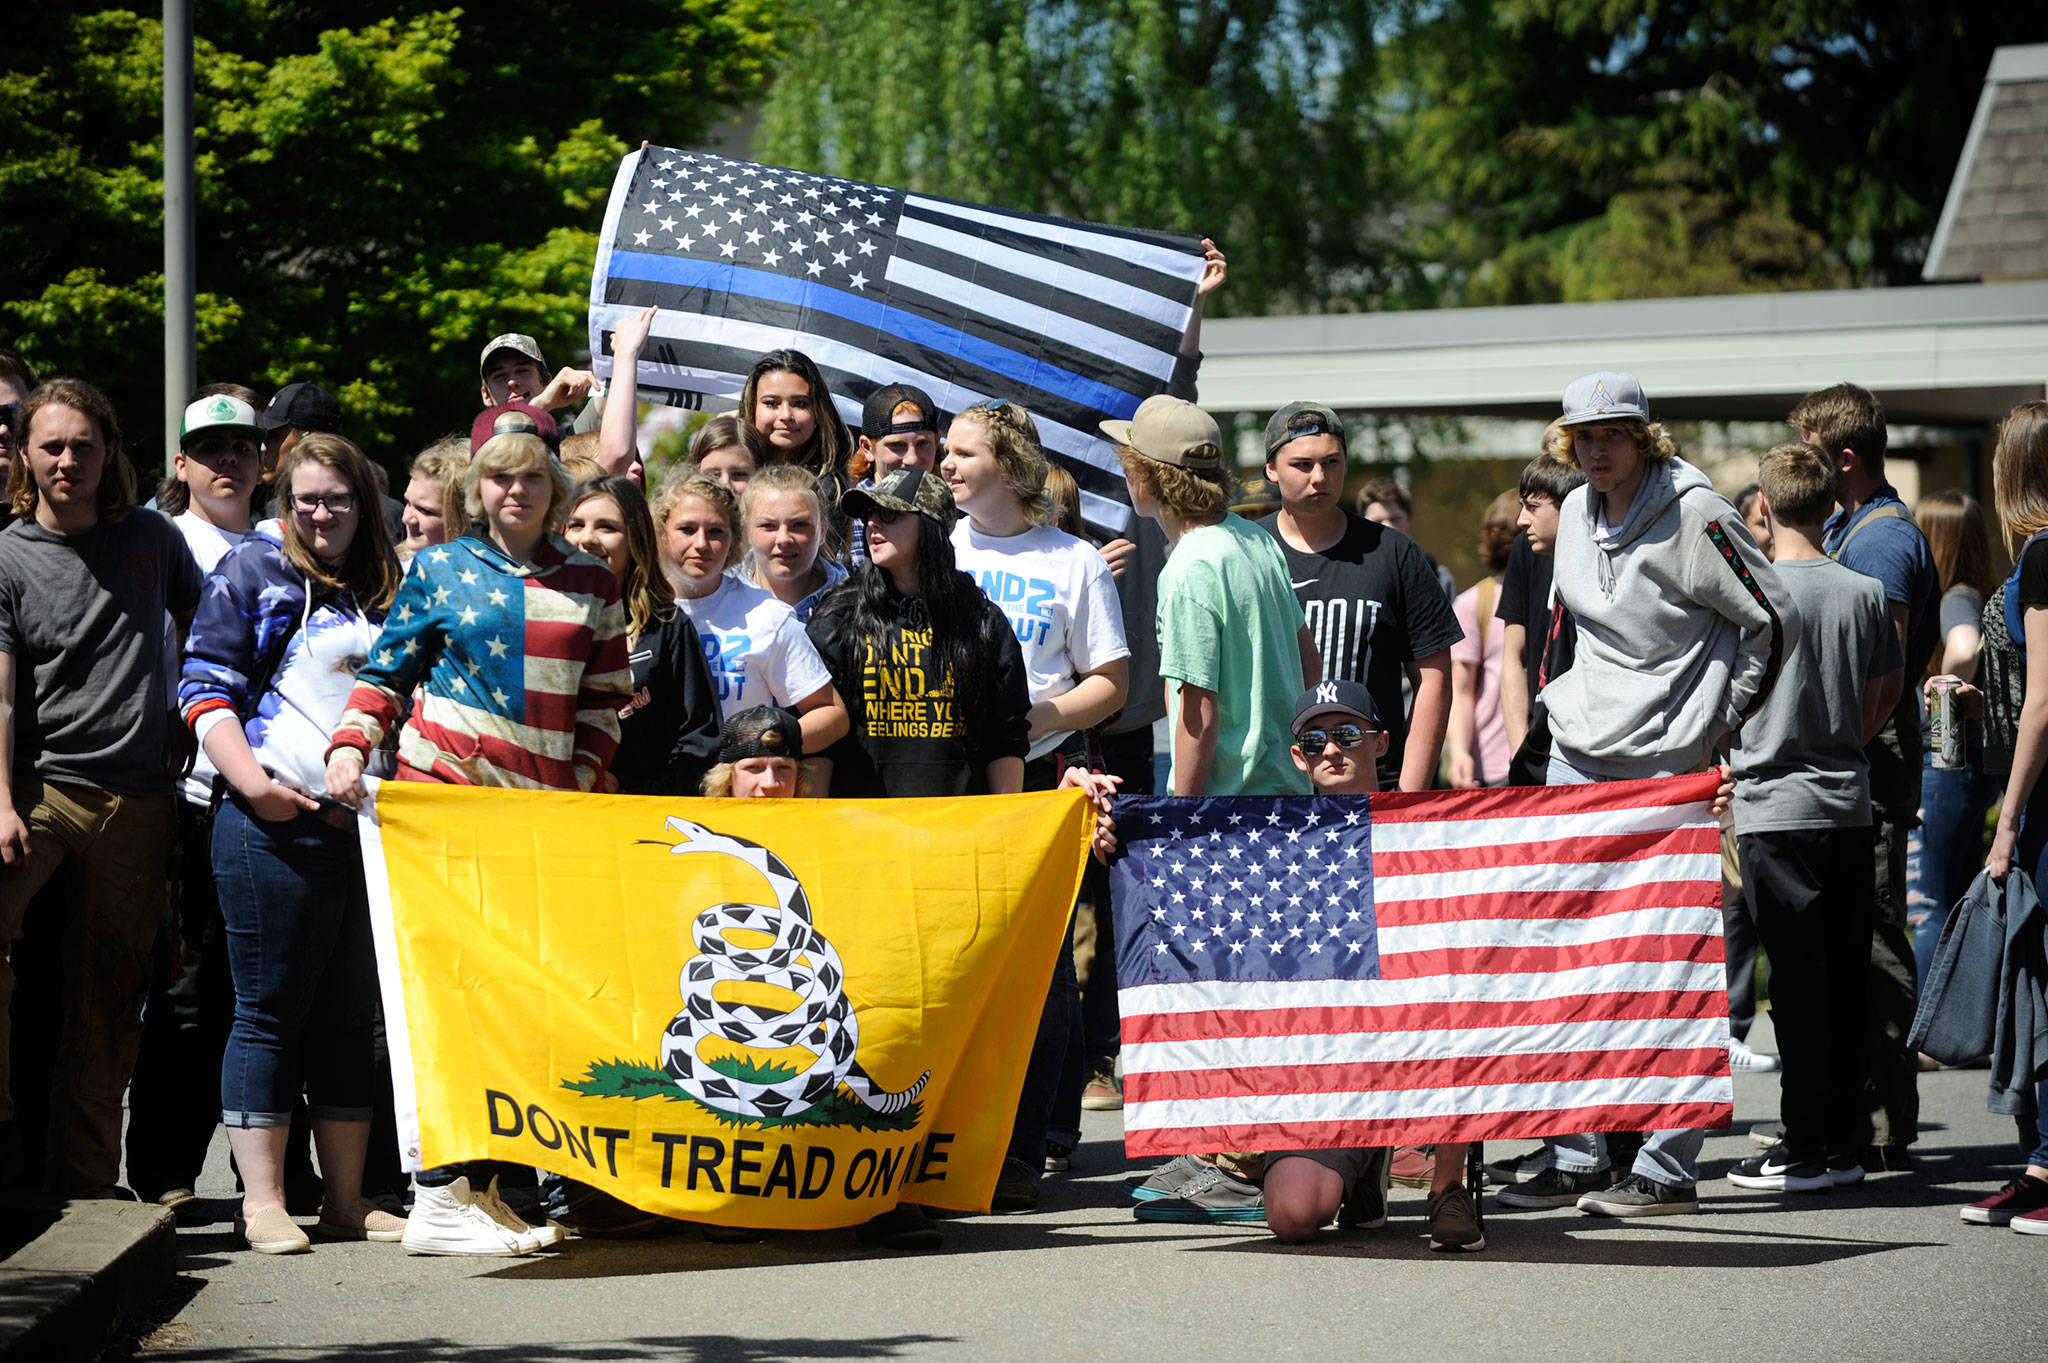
[1263,511,1464,785]
[1496,532,1578,699]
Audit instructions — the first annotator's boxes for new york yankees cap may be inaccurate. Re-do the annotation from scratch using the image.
[1291,679,1380,733]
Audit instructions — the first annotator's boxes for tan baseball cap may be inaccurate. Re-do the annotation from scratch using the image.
[1100,395,1223,472]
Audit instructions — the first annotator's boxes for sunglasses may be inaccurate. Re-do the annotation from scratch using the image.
[1294,723,1374,751]
[866,507,905,525]
[0,402,16,435]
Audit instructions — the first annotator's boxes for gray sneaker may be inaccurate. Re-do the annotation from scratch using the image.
[1495,1165,1612,1209]
[1132,1164,1264,1224]
[1125,1155,1204,1202]
[1576,1173,1700,1217]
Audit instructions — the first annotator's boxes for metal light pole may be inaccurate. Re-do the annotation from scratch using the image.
[163,0,195,473]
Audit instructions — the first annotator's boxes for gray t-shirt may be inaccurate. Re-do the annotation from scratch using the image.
[0,509,204,798]
[1732,556,1901,833]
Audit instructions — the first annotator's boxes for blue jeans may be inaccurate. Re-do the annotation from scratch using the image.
[1542,749,1707,1187]
[215,799,379,1127]
[1912,754,1996,984]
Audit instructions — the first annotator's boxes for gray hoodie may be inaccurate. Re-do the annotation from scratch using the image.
[1545,456,1790,778]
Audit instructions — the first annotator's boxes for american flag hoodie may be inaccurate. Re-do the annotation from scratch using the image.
[329,532,630,791]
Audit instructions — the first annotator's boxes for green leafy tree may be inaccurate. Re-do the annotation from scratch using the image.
[757,0,1421,316]
[1388,0,2048,303]
[1,2,785,470]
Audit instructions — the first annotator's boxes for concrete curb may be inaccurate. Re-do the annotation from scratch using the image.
[0,1198,177,1361]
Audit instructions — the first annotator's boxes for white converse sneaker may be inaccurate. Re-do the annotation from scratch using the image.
[401,1178,538,1256]
[480,1176,565,1249]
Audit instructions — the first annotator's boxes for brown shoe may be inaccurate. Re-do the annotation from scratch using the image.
[1427,1184,1484,1253]
[1390,1145,1434,1189]
[1080,1062,1123,1111]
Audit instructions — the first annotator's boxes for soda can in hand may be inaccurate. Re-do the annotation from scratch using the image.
[1929,676,1965,770]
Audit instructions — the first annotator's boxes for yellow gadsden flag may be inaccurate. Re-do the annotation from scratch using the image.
[358,784,1091,1228]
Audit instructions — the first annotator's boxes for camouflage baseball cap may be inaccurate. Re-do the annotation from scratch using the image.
[479,332,547,376]
[840,467,959,531]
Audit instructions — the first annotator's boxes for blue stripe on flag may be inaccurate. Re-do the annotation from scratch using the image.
[604,250,1144,420]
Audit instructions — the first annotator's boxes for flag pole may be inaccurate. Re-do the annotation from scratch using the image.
[163,0,196,474]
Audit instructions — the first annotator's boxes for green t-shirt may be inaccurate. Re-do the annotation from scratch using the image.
[1156,514,1311,796]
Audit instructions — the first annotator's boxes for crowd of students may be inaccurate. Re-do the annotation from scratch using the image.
[0,306,2044,1264]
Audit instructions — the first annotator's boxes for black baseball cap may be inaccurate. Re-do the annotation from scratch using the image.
[262,382,343,434]
[1291,679,1381,733]
[718,706,805,764]
[861,383,940,439]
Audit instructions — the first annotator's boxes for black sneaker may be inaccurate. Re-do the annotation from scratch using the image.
[1826,1154,1865,1187]
[1044,1140,1073,1175]
[991,1157,1041,1212]
[1748,1120,1785,1150]
[1861,1146,1916,1174]
[1482,1145,1551,1186]
[1495,1165,1612,1208]
[1576,1173,1700,1217]
[1727,1145,1831,1193]
[856,1203,942,1251]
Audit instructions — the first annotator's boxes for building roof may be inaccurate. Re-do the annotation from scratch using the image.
[1924,44,2048,283]
[1196,281,2048,425]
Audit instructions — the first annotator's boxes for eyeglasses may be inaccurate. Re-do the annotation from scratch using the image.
[1295,724,1373,751]
[292,492,357,515]
[866,508,904,525]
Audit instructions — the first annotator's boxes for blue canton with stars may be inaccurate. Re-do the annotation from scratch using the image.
[365,541,534,718]
[1108,796,1380,987]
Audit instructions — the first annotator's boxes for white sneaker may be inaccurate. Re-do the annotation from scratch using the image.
[401,1178,538,1256]
[1729,1038,1782,1072]
[480,1176,565,1249]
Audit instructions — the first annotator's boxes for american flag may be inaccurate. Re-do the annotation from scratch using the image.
[1108,774,1732,1156]
[587,146,1209,534]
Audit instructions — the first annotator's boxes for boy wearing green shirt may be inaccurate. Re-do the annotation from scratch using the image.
[1104,396,1316,798]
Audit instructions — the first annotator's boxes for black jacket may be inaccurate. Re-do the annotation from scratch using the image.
[609,607,723,796]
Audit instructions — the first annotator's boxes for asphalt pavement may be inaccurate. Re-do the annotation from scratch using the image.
[114,1014,2048,1362]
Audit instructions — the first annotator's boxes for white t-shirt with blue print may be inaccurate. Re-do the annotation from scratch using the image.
[951,521,1129,761]
[678,574,834,717]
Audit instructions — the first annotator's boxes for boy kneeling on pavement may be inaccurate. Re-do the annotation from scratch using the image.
[1129,681,1484,1252]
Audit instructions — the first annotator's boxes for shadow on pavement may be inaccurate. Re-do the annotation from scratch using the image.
[1178,1215,1945,1267]
[109,1333,961,1361]
[471,1217,1238,1280]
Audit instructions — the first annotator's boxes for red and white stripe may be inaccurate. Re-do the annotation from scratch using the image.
[1119,772,1733,1156]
